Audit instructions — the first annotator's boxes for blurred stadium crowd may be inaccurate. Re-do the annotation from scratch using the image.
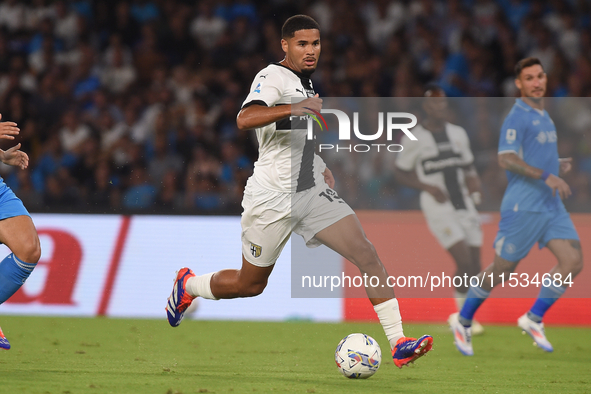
[0,0,590,213]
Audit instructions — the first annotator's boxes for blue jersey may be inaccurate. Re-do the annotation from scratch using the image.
[0,177,30,220]
[498,99,562,212]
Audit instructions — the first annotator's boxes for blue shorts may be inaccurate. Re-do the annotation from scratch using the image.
[0,178,30,220]
[494,209,579,263]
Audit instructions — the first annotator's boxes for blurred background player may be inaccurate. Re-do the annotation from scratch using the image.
[0,114,41,350]
[166,15,433,368]
[450,58,583,356]
[395,86,484,335]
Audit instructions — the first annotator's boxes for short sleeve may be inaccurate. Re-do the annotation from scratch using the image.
[498,112,524,155]
[241,70,284,109]
[396,134,420,171]
[314,154,327,175]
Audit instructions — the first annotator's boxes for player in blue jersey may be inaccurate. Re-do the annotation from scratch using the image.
[0,114,41,350]
[449,58,583,355]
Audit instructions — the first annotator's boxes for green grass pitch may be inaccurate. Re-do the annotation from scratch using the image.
[0,316,590,394]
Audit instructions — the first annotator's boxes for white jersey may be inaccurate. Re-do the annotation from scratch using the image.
[396,122,475,214]
[241,63,326,193]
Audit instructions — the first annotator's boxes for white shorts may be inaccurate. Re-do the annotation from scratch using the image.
[241,180,354,267]
[423,205,482,250]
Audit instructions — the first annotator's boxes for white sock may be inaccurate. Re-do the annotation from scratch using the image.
[373,298,404,349]
[186,272,218,300]
[454,289,466,312]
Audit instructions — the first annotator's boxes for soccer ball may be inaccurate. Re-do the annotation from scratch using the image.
[335,333,381,379]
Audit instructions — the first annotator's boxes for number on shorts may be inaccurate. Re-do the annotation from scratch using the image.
[319,188,343,203]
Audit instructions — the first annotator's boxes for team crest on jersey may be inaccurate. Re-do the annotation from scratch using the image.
[250,243,262,258]
[254,83,261,93]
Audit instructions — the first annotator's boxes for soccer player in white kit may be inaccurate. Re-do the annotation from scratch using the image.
[166,15,433,368]
[395,86,484,334]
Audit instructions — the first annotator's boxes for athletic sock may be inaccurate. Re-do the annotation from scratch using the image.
[528,282,567,323]
[454,289,467,312]
[185,272,218,300]
[0,253,36,304]
[373,298,404,349]
[458,285,490,327]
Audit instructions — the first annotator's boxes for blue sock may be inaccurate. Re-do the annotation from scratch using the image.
[459,286,490,326]
[0,253,36,304]
[528,283,566,323]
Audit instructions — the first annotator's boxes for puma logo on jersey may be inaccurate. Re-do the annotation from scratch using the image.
[532,120,540,125]
[260,74,267,78]
[296,87,315,97]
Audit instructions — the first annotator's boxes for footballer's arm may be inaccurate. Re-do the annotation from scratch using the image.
[236,104,292,130]
[394,167,448,203]
[462,165,482,204]
[322,167,335,189]
[498,152,571,199]
[559,157,573,177]
[236,95,322,131]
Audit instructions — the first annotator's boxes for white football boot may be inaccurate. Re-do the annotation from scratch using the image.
[448,312,473,356]
[517,313,553,352]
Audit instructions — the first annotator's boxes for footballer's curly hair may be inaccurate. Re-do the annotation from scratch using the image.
[281,15,320,39]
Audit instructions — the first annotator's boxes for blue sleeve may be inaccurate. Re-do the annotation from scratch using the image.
[498,111,524,155]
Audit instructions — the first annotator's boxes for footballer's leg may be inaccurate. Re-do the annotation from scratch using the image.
[446,241,484,335]
[452,211,546,355]
[0,215,41,304]
[314,214,433,368]
[546,239,583,279]
[459,255,519,314]
[166,189,291,327]
[209,256,275,298]
[519,209,582,351]
[314,215,392,301]
[166,256,276,327]
[518,238,583,352]
[469,247,481,272]
[451,254,518,355]
[448,241,479,293]
[426,209,484,334]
